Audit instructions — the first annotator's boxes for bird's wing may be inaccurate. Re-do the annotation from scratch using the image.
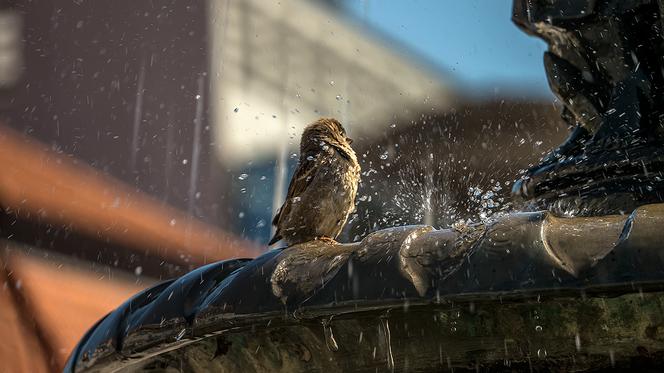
[272,157,319,228]
[268,157,320,245]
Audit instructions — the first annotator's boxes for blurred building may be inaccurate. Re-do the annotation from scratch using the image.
[0,1,256,369]
[0,0,562,370]
[209,0,455,165]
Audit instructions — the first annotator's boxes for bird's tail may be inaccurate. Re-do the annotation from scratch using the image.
[268,232,281,246]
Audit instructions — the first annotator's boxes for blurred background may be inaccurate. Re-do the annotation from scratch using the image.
[0,0,566,370]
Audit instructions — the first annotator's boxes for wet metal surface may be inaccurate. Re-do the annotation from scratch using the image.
[511,0,664,214]
[66,203,664,372]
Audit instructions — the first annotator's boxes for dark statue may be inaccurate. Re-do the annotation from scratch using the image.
[65,1,664,372]
[512,0,664,216]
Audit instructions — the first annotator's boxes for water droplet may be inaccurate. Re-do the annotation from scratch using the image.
[169,219,176,226]
[238,212,245,218]
[379,152,389,160]
[329,80,335,86]
[182,159,188,165]
[537,348,547,358]
[195,94,201,100]
[323,320,339,351]
[134,266,143,276]
[609,349,615,366]
[390,123,397,128]
[238,173,248,180]
[175,328,186,341]
[535,325,543,332]
[575,334,581,351]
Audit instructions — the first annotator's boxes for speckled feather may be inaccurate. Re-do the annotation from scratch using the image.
[269,118,360,246]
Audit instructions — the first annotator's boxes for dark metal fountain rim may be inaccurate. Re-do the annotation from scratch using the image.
[65,202,664,372]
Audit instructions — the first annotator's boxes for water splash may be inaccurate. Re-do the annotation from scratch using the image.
[390,157,511,228]
[385,157,448,227]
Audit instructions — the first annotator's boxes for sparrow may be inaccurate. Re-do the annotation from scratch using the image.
[269,118,360,246]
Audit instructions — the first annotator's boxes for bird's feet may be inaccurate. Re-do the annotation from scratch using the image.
[316,236,338,245]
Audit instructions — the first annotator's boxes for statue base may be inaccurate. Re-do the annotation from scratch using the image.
[513,141,664,216]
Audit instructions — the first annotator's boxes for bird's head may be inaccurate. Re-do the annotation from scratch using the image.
[301,118,353,150]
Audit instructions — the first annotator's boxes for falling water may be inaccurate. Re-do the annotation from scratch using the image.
[163,106,175,203]
[271,121,288,237]
[271,4,290,239]
[379,317,395,372]
[322,319,339,352]
[188,74,205,216]
[423,188,434,226]
[130,55,146,174]
[423,155,435,226]
[339,75,351,127]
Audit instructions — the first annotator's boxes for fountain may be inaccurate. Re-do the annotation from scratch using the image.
[511,0,664,216]
[66,1,664,372]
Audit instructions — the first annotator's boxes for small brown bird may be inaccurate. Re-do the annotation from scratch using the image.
[269,118,360,246]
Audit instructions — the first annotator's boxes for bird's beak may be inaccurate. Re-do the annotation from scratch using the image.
[346,137,353,145]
